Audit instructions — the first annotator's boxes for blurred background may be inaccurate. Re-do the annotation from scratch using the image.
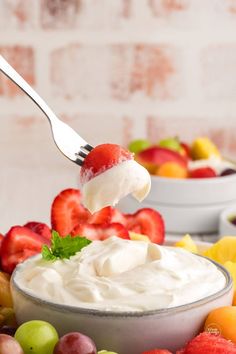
[1,0,236,231]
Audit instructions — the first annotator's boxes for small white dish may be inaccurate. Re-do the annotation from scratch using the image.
[219,205,236,237]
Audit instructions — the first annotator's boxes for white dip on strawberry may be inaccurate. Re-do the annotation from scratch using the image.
[14,236,225,312]
[82,160,151,213]
[79,143,151,213]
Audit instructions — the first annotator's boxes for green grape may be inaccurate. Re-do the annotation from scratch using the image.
[14,320,59,354]
[128,139,150,154]
[98,351,118,354]
[159,137,181,152]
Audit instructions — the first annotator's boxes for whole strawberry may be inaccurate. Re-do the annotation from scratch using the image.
[177,332,236,354]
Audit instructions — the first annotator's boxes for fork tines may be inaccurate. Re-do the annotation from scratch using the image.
[76,144,93,166]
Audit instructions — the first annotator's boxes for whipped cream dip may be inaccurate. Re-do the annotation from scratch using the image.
[14,237,225,312]
[81,160,151,213]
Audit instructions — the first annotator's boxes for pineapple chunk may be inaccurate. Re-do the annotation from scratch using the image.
[175,234,198,253]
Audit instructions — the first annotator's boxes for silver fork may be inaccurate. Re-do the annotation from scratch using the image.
[0,55,93,166]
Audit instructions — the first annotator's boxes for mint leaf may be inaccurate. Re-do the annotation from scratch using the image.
[42,230,91,261]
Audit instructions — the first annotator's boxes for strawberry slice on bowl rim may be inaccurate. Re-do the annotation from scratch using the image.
[1,226,51,274]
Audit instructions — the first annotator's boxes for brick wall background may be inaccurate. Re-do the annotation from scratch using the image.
[1,0,236,231]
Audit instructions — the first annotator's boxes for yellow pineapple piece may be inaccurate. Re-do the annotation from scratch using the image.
[174,234,198,253]
[203,237,236,265]
[224,261,236,290]
[191,137,220,160]
[0,271,13,307]
[129,232,150,242]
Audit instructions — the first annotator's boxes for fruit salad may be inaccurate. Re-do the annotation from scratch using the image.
[128,137,236,179]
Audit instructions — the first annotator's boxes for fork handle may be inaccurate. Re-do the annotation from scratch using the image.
[0,55,59,125]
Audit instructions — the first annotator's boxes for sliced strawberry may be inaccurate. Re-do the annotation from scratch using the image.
[176,332,236,354]
[110,208,127,225]
[88,206,126,225]
[189,167,217,178]
[1,226,50,274]
[125,208,165,244]
[51,189,90,236]
[72,223,129,241]
[24,222,51,240]
[80,143,133,184]
[88,206,113,225]
[142,350,172,354]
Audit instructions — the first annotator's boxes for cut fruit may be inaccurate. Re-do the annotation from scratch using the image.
[224,261,236,287]
[24,222,51,240]
[189,167,217,178]
[125,208,165,244]
[1,226,50,274]
[191,137,220,160]
[72,223,130,241]
[203,237,236,265]
[137,147,187,170]
[177,332,236,354]
[156,162,188,179]
[0,272,13,307]
[129,232,150,242]
[80,144,133,184]
[51,189,90,236]
[174,234,198,253]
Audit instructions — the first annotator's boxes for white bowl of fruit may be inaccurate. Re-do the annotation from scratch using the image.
[118,137,236,234]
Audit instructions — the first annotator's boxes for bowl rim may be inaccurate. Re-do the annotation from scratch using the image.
[11,256,233,319]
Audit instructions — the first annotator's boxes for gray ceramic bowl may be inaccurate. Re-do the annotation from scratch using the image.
[11,258,233,354]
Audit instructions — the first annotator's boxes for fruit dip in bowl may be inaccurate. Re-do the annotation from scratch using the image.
[11,237,233,353]
[120,137,236,234]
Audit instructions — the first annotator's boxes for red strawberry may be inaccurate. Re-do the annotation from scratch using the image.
[89,207,126,225]
[72,223,129,241]
[142,350,172,354]
[176,332,236,354]
[110,208,127,225]
[51,189,90,236]
[88,206,113,225]
[1,226,50,274]
[189,167,217,178]
[80,143,133,184]
[24,222,51,240]
[125,208,165,244]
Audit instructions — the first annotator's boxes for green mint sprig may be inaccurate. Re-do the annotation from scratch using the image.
[42,230,91,261]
